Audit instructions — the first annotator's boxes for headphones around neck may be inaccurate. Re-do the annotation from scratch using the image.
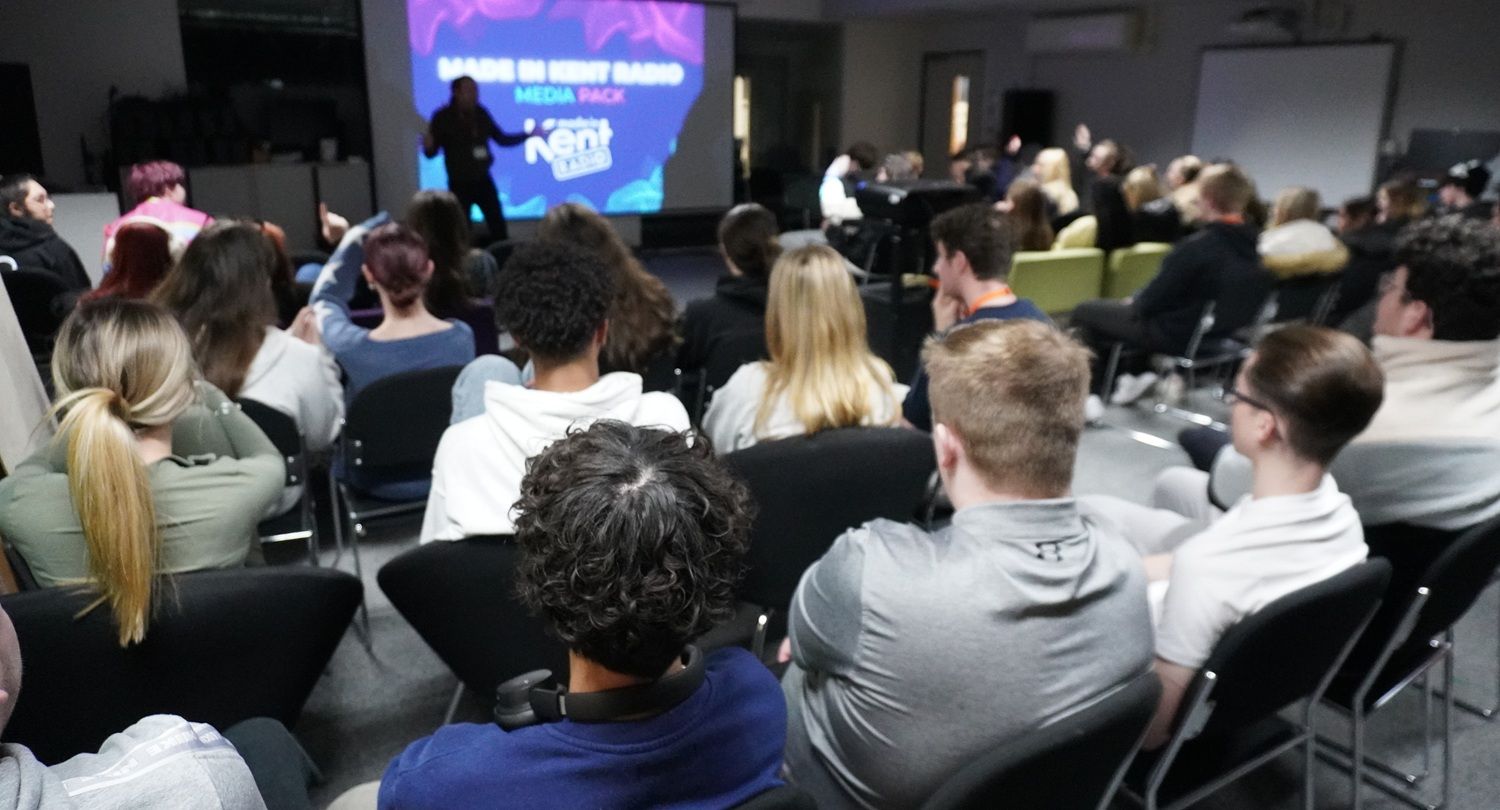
[493,645,706,732]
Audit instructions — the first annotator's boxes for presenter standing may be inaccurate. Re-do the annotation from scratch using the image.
[423,76,539,242]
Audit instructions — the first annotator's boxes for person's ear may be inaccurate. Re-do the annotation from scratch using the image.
[594,319,609,347]
[425,258,436,279]
[1408,299,1435,339]
[5,202,20,219]
[932,422,962,472]
[1255,408,1279,448]
[952,250,973,278]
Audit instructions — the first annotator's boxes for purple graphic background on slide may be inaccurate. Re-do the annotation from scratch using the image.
[408,0,706,217]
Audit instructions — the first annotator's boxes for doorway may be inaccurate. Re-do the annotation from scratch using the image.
[919,51,984,181]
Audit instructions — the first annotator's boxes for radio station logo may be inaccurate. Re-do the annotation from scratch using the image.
[524,116,614,181]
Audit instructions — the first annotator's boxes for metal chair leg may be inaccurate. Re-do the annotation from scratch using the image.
[1442,640,1454,809]
[442,681,464,726]
[327,470,346,567]
[1351,708,1365,810]
[751,612,770,660]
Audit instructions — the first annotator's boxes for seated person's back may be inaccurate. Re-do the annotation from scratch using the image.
[0,299,283,645]
[703,244,905,452]
[382,422,785,809]
[679,204,781,391]
[424,241,688,541]
[782,320,1152,810]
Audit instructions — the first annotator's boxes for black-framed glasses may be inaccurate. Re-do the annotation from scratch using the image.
[1220,386,1272,411]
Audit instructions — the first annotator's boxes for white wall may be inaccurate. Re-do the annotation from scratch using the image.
[837,0,1500,179]
[0,0,186,191]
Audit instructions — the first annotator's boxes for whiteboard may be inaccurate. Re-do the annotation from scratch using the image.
[1191,43,1395,205]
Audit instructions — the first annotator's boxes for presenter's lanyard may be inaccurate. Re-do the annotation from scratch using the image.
[967,285,1017,316]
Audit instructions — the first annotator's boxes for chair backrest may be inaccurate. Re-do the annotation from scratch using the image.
[731,784,819,810]
[2,566,361,763]
[378,536,569,701]
[238,398,303,487]
[341,365,464,479]
[1009,248,1106,315]
[1105,243,1170,299]
[0,265,69,344]
[724,427,936,611]
[1177,559,1390,741]
[921,670,1162,810]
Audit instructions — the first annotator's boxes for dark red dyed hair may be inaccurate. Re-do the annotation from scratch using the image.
[85,222,174,302]
[363,223,432,308]
[127,161,186,204]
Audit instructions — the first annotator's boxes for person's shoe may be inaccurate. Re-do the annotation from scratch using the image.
[1085,394,1106,425]
[1110,371,1159,405]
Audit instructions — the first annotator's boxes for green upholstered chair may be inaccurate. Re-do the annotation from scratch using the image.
[1105,242,1171,299]
[1009,248,1106,316]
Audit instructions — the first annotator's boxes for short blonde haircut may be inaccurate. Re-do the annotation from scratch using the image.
[1197,164,1256,216]
[1271,187,1321,227]
[923,319,1090,496]
[1033,148,1071,186]
[759,245,897,437]
[1122,166,1165,211]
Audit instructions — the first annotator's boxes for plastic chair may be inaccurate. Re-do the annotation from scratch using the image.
[731,784,818,810]
[922,670,1162,810]
[1,566,361,763]
[329,365,464,641]
[0,265,70,361]
[722,427,937,657]
[1105,243,1171,299]
[378,535,568,722]
[1118,559,1392,810]
[1009,248,1107,316]
[238,399,318,565]
[1319,514,1500,810]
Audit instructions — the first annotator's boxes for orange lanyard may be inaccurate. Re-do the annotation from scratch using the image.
[967,285,1017,316]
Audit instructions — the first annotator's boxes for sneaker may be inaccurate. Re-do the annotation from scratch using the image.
[1110,371,1159,405]
[1085,394,1106,425]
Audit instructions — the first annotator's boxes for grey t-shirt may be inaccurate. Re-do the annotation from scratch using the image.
[781,499,1154,810]
[0,715,266,809]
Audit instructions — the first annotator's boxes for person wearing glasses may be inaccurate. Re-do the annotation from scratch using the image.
[1080,324,1384,748]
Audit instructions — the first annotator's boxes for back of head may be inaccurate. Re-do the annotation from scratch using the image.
[1340,196,1377,229]
[718,203,781,281]
[1122,166,1164,211]
[761,244,893,435]
[363,222,433,309]
[1271,187,1321,227]
[51,298,198,646]
[1394,216,1500,341]
[151,221,277,397]
[922,319,1090,497]
[512,420,753,678]
[1446,159,1492,199]
[1004,180,1054,250]
[0,174,34,218]
[126,161,186,205]
[1379,176,1425,221]
[1034,148,1070,186]
[1196,164,1255,217]
[1244,325,1384,465]
[95,221,174,300]
[495,240,615,363]
[404,190,474,315]
[538,202,635,273]
[881,153,918,181]
[930,202,1014,281]
[1169,155,1203,186]
[847,141,879,172]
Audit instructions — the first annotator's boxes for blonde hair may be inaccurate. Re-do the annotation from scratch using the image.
[1122,166,1165,211]
[757,245,897,437]
[1033,148,1079,215]
[48,299,197,646]
[923,319,1090,497]
[1271,186,1321,227]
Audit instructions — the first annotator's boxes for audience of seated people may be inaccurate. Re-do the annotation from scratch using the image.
[81,220,177,303]
[902,202,1049,431]
[780,319,1152,809]
[152,221,343,515]
[101,160,213,273]
[703,244,905,452]
[537,202,679,381]
[424,241,689,541]
[1082,325,1384,747]
[678,202,783,391]
[353,421,786,809]
[1071,163,1272,403]
[0,299,283,641]
[0,174,91,308]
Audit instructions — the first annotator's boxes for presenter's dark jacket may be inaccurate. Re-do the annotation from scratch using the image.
[425,104,529,183]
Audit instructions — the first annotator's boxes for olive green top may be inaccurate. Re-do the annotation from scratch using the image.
[0,384,285,588]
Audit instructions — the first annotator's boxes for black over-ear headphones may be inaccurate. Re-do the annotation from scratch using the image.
[493,645,706,732]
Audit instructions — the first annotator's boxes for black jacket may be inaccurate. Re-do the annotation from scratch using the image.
[677,275,769,390]
[1131,221,1271,353]
[0,215,91,294]
[1331,219,1404,326]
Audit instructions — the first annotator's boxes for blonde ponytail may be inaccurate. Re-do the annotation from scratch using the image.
[49,299,198,647]
[51,388,159,645]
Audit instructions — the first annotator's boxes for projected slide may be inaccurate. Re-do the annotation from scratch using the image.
[408,0,706,217]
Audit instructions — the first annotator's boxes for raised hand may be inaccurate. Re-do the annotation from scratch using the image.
[319,202,350,247]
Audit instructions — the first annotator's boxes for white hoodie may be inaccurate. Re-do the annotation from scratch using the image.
[238,327,345,516]
[420,372,691,542]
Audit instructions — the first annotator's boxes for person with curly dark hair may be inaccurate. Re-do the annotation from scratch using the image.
[423,243,689,542]
[380,421,787,809]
